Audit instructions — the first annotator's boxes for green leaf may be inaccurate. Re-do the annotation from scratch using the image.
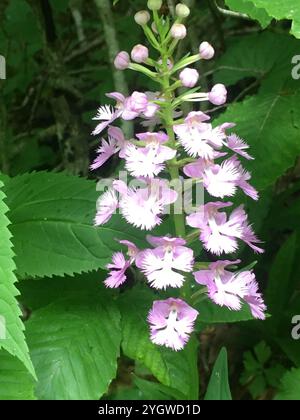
[119,288,199,400]
[215,32,300,86]
[3,172,149,279]
[254,341,271,365]
[197,299,255,323]
[133,376,182,400]
[18,271,105,311]
[246,0,300,39]
[0,180,35,377]
[0,350,36,400]
[278,339,300,368]
[214,33,300,192]
[267,233,297,316]
[215,91,300,190]
[265,364,286,388]
[225,0,272,28]
[26,292,121,400]
[204,348,232,400]
[242,351,261,374]
[275,368,300,400]
[4,0,42,45]
[248,375,267,399]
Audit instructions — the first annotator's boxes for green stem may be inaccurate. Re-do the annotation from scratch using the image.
[161,61,186,239]
[160,48,191,299]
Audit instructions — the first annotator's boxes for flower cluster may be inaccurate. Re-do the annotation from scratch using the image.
[91,1,266,351]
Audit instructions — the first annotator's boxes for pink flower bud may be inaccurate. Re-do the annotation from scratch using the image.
[179,68,199,88]
[199,41,215,60]
[134,10,151,26]
[131,44,149,64]
[129,91,149,113]
[170,23,187,40]
[151,22,158,34]
[114,51,130,70]
[208,84,227,105]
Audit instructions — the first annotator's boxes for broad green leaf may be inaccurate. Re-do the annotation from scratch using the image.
[119,288,199,400]
[215,32,300,86]
[268,194,300,233]
[3,172,151,279]
[246,0,300,39]
[0,180,35,377]
[0,350,35,400]
[214,32,300,195]
[275,368,300,400]
[18,271,105,311]
[204,348,232,400]
[267,233,297,315]
[197,299,254,323]
[215,91,300,190]
[26,292,121,400]
[225,0,272,28]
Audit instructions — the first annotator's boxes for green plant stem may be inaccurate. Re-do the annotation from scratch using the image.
[160,48,191,299]
[161,65,186,238]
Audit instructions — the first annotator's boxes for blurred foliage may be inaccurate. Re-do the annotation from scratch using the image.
[0,0,300,400]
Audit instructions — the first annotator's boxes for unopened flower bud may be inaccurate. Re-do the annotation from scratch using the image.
[208,84,227,105]
[170,23,187,40]
[180,68,199,88]
[175,3,190,18]
[114,51,130,70]
[151,22,158,34]
[131,44,149,64]
[147,0,162,11]
[158,58,174,70]
[199,41,215,60]
[134,10,151,26]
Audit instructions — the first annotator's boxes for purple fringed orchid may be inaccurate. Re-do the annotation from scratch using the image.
[173,111,233,159]
[194,260,266,319]
[90,2,266,352]
[183,155,258,200]
[137,236,194,289]
[94,189,119,226]
[92,91,155,136]
[125,132,176,178]
[90,126,129,170]
[186,202,264,255]
[104,240,139,288]
[114,179,178,230]
[148,298,199,351]
[225,134,254,160]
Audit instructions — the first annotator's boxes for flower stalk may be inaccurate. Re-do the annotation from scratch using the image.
[90,1,266,352]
